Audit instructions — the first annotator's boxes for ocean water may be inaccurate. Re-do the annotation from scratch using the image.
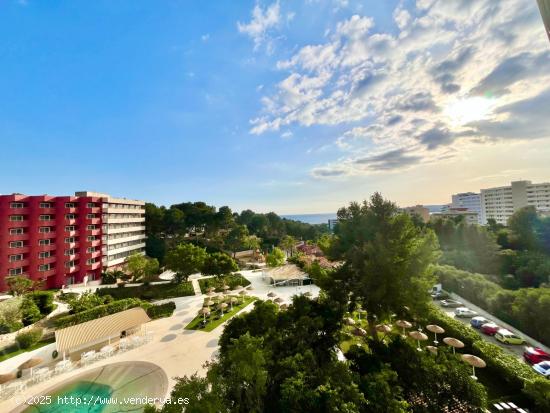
[282,213,337,225]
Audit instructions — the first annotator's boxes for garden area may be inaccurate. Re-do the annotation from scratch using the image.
[197,274,250,294]
[0,289,56,334]
[95,281,194,301]
[185,296,256,332]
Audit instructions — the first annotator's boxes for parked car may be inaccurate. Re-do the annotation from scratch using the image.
[532,361,550,378]
[470,316,490,329]
[454,307,478,318]
[481,322,500,336]
[524,347,550,365]
[495,329,525,345]
[440,299,463,308]
[431,291,450,300]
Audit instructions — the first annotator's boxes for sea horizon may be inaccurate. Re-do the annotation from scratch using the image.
[281,213,337,225]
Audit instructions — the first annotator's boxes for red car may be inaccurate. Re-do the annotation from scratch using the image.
[524,347,550,365]
[481,322,499,336]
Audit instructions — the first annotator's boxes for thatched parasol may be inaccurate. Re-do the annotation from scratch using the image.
[395,320,412,336]
[426,324,445,345]
[246,286,253,291]
[352,327,367,337]
[280,304,289,310]
[376,324,392,333]
[461,354,486,380]
[267,292,276,298]
[304,291,312,297]
[204,300,214,307]
[409,331,428,351]
[0,372,16,384]
[274,297,284,304]
[207,291,216,297]
[344,317,356,326]
[199,307,210,321]
[443,337,465,354]
[222,285,230,291]
[218,302,228,315]
[426,346,438,355]
[233,285,243,291]
[229,296,239,309]
[206,287,215,293]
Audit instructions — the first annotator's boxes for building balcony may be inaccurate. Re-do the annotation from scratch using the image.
[85,229,101,236]
[9,207,30,215]
[64,230,79,237]
[39,256,57,265]
[6,233,30,242]
[66,265,79,274]
[65,242,80,249]
[64,207,78,214]
[89,240,101,247]
[84,207,101,214]
[89,250,102,259]
[85,262,101,271]
[65,218,77,225]
[39,232,57,240]
[64,253,79,261]
[84,217,101,225]
[38,244,57,252]
[8,258,29,267]
[40,269,56,277]
[40,207,56,214]
[7,246,30,255]
[6,220,29,229]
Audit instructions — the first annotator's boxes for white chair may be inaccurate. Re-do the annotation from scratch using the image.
[118,338,129,352]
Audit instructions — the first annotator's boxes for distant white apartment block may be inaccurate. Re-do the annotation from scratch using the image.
[431,208,480,225]
[480,180,550,225]
[75,191,146,268]
[451,192,482,224]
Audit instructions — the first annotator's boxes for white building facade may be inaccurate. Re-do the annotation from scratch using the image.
[451,192,482,224]
[480,180,550,225]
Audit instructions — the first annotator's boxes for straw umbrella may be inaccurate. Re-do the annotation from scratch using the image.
[443,337,465,355]
[376,324,392,342]
[280,304,289,310]
[352,327,367,337]
[344,317,356,326]
[246,286,253,291]
[409,331,428,351]
[426,346,438,355]
[19,357,43,378]
[239,290,248,303]
[207,291,216,298]
[395,320,412,336]
[426,324,445,345]
[206,287,215,293]
[461,354,486,380]
[204,299,214,307]
[274,297,284,304]
[218,302,228,316]
[229,296,238,310]
[0,372,16,385]
[199,307,210,322]
[304,291,312,297]
[267,292,276,299]
[222,285,230,292]
[233,285,244,291]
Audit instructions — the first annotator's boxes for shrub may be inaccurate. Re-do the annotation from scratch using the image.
[28,291,55,315]
[101,271,117,284]
[57,292,78,303]
[146,302,176,319]
[198,274,250,293]
[55,298,149,328]
[21,296,42,326]
[15,328,43,349]
[96,282,194,301]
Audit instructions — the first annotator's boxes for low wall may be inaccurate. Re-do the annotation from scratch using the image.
[0,342,57,375]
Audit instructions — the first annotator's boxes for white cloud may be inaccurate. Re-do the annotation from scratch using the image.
[281,131,293,139]
[248,0,550,178]
[201,34,210,42]
[237,1,282,53]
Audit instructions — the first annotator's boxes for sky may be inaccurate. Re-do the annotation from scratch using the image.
[1,0,549,214]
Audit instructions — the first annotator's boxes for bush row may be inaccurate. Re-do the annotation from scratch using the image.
[146,302,176,319]
[198,274,250,293]
[54,298,149,328]
[96,282,194,301]
[435,265,550,346]
[15,327,43,349]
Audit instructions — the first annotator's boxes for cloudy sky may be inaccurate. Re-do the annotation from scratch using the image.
[1,0,549,213]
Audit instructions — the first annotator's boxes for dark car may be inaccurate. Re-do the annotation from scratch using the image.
[440,299,463,308]
[470,316,490,329]
[431,291,450,300]
[524,347,550,365]
[481,322,500,336]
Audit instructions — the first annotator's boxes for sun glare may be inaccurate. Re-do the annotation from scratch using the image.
[444,96,495,126]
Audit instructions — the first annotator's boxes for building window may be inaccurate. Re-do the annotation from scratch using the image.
[9,241,24,248]
[66,214,76,220]
[9,228,24,235]
[9,254,23,262]
[86,258,97,265]
[65,202,75,208]
[65,261,76,268]
[39,264,51,271]
[39,239,51,246]
[10,202,25,209]
[87,236,98,241]
[65,225,75,231]
[65,248,76,256]
[39,251,51,259]
[39,227,51,233]
[9,215,24,221]
[39,215,51,221]
[40,202,51,208]
[87,202,96,208]
[65,237,75,243]
[87,225,97,230]
[86,214,96,219]
[9,268,24,276]
[87,247,97,253]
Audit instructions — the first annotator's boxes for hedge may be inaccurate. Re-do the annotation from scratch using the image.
[96,282,194,301]
[146,302,176,319]
[15,328,43,349]
[28,291,55,315]
[198,274,250,294]
[55,298,150,328]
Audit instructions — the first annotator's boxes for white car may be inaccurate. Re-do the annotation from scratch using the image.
[454,307,478,318]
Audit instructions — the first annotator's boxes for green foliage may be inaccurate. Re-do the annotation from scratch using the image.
[55,298,149,328]
[266,247,285,267]
[65,291,113,314]
[0,296,23,332]
[21,295,42,326]
[27,291,55,315]
[198,274,250,293]
[5,275,35,296]
[225,224,250,255]
[523,379,550,412]
[126,253,160,283]
[146,301,176,319]
[202,252,238,279]
[15,327,43,349]
[165,243,207,282]
[279,235,296,256]
[96,282,195,301]
[101,270,123,285]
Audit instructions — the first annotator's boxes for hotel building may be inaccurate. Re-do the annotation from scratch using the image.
[480,180,550,225]
[451,192,482,224]
[0,192,145,291]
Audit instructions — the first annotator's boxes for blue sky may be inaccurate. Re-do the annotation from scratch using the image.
[1,0,550,214]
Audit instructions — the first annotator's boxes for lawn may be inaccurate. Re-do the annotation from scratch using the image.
[185,296,256,332]
[96,282,195,301]
[0,337,56,362]
[198,274,251,294]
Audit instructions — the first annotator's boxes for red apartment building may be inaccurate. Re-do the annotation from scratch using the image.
[0,192,146,291]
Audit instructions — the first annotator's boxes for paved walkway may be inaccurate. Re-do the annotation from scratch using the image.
[191,279,202,296]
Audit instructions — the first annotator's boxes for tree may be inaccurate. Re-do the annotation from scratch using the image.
[266,247,285,267]
[202,252,238,280]
[165,243,207,283]
[329,193,439,340]
[126,254,159,283]
[226,225,250,257]
[508,206,539,251]
[279,235,296,257]
[21,295,42,326]
[6,275,34,296]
